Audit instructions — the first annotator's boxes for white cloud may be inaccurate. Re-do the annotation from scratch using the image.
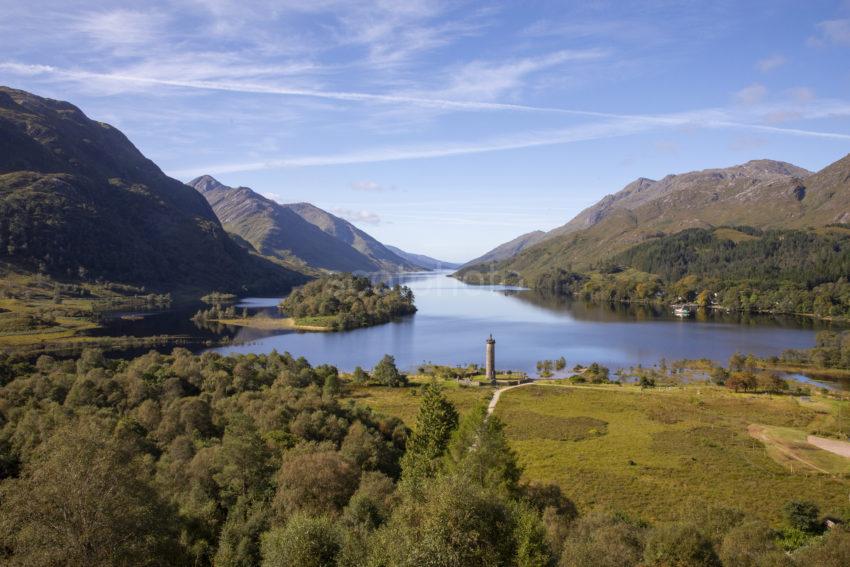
[734,84,767,105]
[333,208,382,225]
[756,55,786,72]
[788,86,816,102]
[169,110,850,178]
[72,9,169,47]
[426,48,608,102]
[811,19,850,46]
[0,61,619,116]
[351,180,396,192]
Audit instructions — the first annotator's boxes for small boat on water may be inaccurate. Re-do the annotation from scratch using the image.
[673,306,693,317]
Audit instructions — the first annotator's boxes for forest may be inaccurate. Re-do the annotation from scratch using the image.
[279,274,417,331]
[522,227,850,319]
[0,348,848,566]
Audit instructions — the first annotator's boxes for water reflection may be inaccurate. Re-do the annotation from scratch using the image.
[210,272,833,379]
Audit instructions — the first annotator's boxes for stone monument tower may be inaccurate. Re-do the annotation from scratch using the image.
[485,334,496,383]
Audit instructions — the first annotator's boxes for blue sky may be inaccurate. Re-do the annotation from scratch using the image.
[1,0,849,262]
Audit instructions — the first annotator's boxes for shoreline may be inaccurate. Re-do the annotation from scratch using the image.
[212,316,334,332]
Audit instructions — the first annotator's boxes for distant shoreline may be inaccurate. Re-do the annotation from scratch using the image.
[212,316,333,332]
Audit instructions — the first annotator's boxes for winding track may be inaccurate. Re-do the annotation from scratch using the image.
[487,382,534,415]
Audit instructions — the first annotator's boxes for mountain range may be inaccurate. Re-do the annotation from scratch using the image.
[456,156,850,284]
[0,86,305,294]
[0,85,459,296]
[188,176,442,273]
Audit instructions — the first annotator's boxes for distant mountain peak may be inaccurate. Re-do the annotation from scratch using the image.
[187,178,421,273]
[188,174,227,193]
[455,153,849,281]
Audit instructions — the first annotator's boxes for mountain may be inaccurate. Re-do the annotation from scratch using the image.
[458,230,547,269]
[189,176,387,273]
[456,156,850,285]
[384,246,462,270]
[548,159,813,239]
[0,86,305,293]
[284,202,420,272]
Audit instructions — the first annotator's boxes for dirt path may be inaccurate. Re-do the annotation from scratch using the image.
[487,382,533,415]
[807,435,850,458]
[486,381,657,416]
[747,424,831,474]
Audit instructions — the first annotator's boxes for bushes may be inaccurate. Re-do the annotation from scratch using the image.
[643,523,720,566]
[0,349,406,565]
[260,514,340,567]
[784,500,821,534]
[559,512,646,567]
[372,354,406,387]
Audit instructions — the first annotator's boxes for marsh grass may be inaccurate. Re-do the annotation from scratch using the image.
[493,384,850,524]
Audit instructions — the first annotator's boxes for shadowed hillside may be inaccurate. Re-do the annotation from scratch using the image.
[0,87,306,294]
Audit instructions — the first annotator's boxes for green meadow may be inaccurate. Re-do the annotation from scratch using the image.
[347,378,850,525]
[493,384,850,524]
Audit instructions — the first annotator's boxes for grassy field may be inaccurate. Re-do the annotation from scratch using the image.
[0,269,181,354]
[491,384,850,524]
[343,376,493,427]
[214,316,333,332]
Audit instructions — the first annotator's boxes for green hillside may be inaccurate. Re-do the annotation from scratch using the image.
[456,156,850,302]
[479,226,850,319]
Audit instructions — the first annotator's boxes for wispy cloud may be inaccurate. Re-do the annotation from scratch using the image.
[333,208,382,225]
[734,83,767,105]
[809,18,850,46]
[352,180,396,192]
[0,62,604,115]
[170,111,850,178]
[72,9,170,48]
[756,55,786,72]
[426,48,609,101]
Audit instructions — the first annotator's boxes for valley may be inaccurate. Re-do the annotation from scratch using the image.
[4,0,850,563]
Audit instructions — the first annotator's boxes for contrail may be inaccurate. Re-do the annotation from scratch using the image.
[3,61,849,178]
[0,62,617,117]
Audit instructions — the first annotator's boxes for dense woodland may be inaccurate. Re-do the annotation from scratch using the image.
[0,348,848,566]
[279,274,417,331]
[504,227,850,320]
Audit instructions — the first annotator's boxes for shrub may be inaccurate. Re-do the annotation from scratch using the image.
[784,500,821,533]
[260,514,340,567]
[643,523,720,566]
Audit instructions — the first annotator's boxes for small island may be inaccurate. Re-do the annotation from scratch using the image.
[278,273,417,331]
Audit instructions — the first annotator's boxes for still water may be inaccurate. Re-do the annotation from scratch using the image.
[206,271,833,376]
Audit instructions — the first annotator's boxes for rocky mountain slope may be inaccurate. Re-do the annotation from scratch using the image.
[456,156,850,283]
[283,202,420,272]
[0,86,304,293]
[189,176,392,273]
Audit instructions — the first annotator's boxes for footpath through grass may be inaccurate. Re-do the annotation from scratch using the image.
[492,383,850,524]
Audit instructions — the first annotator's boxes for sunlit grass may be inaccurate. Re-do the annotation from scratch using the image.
[343,376,493,428]
[493,384,850,524]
